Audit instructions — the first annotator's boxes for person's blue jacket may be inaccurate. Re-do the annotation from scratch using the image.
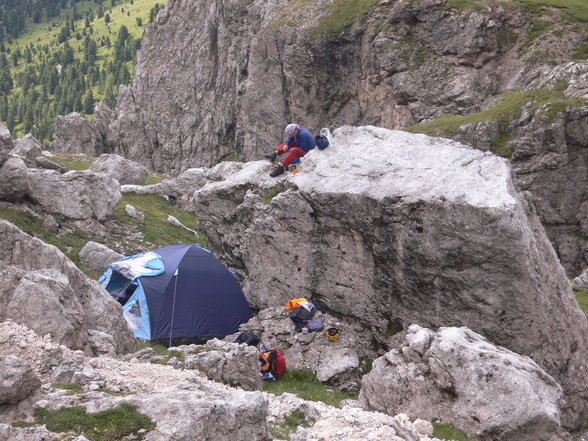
[285,127,316,152]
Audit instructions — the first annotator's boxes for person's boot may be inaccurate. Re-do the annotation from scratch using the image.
[264,151,277,163]
[269,164,285,177]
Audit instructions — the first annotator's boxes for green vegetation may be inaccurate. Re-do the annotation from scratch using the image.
[0,0,166,145]
[432,421,470,441]
[12,403,155,441]
[113,192,207,250]
[386,36,429,68]
[263,369,356,407]
[260,186,281,204]
[312,0,380,39]
[52,382,84,395]
[220,152,238,162]
[386,320,403,336]
[444,0,485,12]
[269,410,315,440]
[573,39,588,60]
[404,88,585,156]
[0,204,93,270]
[513,0,588,22]
[574,290,588,317]
[0,173,206,277]
[527,19,551,42]
[496,28,517,49]
[137,340,184,363]
[46,150,97,170]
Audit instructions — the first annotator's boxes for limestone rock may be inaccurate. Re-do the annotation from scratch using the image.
[42,215,60,234]
[79,241,123,274]
[27,169,121,221]
[125,204,144,218]
[360,326,563,441]
[89,153,149,185]
[53,112,107,156]
[0,221,136,356]
[11,134,43,166]
[0,156,30,201]
[0,355,41,404]
[179,339,262,391]
[572,268,588,291]
[0,123,12,167]
[189,126,588,429]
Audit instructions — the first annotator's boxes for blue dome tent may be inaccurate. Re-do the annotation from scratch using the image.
[99,244,252,341]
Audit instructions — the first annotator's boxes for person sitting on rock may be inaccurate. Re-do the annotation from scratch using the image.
[265,123,316,177]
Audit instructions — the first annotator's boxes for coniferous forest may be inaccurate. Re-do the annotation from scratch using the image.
[0,0,163,146]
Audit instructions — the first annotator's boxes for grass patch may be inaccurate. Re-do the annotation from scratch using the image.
[269,410,315,440]
[137,341,184,361]
[386,320,403,336]
[142,173,167,185]
[263,369,356,407]
[112,193,207,250]
[444,0,485,12]
[260,186,281,204]
[432,421,470,441]
[311,0,380,39]
[512,0,588,23]
[0,205,92,269]
[574,290,588,317]
[52,383,84,395]
[496,28,517,49]
[14,403,155,441]
[219,152,238,162]
[573,42,588,60]
[404,88,585,153]
[45,151,97,171]
[528,19,551,42]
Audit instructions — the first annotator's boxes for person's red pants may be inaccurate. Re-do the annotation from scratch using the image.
[277,142,307,168]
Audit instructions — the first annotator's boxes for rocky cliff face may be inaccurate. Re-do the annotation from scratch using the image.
[56,0,588,276]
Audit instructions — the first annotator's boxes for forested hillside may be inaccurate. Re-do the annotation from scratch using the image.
[0,0,164,145]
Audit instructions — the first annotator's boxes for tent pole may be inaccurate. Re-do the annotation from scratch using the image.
[169,269,179,347]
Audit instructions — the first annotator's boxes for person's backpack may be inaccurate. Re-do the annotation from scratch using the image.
[315,127,331,150]
[259,349,286,378]
[315,135,329,150]
[289,305,316,323]
[235,331,261,347]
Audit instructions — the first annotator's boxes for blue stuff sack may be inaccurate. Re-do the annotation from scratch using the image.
[306,319,324,332]
[315,135,329,150]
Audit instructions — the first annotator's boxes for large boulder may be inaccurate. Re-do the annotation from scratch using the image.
[27,169,121,221]
[89,153,150,185]
[0,355,41,404]
[78,241,124,274]
[177,339,262,391]
[188,126,588,429]
[11,134,43,166]
[53,112,108,156]
[0,156,30,201]
[0,221,136,356]
[359,325,563,441]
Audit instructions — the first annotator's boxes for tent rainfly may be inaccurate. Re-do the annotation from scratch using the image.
[99,244,252,341]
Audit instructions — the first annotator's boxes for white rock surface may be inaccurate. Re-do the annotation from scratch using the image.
[360,325,564,441]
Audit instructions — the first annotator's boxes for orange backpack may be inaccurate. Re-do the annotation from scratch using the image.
[286,297,308,311]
